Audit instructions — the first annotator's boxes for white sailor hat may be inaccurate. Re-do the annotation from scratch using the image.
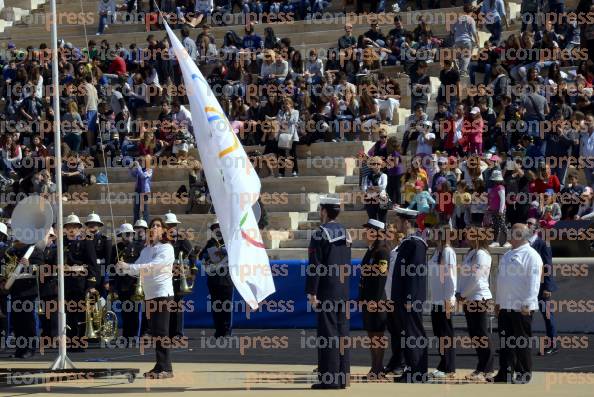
[117,223,134,235]
[362,219,385,230]
[394,207,419,219]
[319,195,341,207]
[209,218,220,230]
[134,219,148,229]
[85,211,104,226]
[0,222,7,238]
[164,211,181,225]
[64,213,83,227]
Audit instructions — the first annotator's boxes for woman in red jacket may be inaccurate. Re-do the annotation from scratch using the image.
[533,164,561,193]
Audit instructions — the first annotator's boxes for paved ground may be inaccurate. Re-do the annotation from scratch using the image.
[0,329,592,396]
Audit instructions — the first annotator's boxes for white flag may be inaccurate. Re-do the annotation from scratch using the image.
[165,22,275,309]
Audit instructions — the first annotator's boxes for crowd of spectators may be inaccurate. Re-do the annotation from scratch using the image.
[0,0,593,239]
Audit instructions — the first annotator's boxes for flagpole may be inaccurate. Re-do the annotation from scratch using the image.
[49,0,74,370]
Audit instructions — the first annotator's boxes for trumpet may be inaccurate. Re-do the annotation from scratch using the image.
[177,252,194,296]
[117,252,144,302]
[83,289,118,343]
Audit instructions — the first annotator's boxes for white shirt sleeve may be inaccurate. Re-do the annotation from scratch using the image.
[521,252,543,309]
[128,244,174,275]
[443,246,457,302]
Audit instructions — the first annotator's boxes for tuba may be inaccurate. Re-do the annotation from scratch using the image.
[178,252,194,296]
[83,289,118,343]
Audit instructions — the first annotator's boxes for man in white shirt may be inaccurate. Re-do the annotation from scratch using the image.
[489,223,543,384]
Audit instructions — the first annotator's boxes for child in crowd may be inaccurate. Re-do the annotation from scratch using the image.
[453,180,471,232]
[435,176,454,226]
[540,189,562,228]
[470,179,487,226]
[408,180,435,230]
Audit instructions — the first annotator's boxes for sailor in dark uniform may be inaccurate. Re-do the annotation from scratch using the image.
[39,228,58,338]
[164,212,197,339]
[383,229,406,376]
[358,219,391,379]
[2,240,44,358]
[199,220,233,338]
[63,214,99,352]
[84,212,113,297]
[0,222,10,344]
[390,207,429,383]
[306,195,351,390]
[112,223,143,344]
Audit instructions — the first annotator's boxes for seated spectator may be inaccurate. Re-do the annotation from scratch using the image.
[362,156,389,223]
[61,154,88,195]
[277,97,300,177]
[304,49,324,85]
[62,101,85,153]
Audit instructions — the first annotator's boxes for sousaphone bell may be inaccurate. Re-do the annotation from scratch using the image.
[5,195,53,290]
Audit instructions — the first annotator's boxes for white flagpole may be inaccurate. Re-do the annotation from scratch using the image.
[49,0,74,370]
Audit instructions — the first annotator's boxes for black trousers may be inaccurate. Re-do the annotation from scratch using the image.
[148,297,173,372]
[396,302,428,381]
[66,295,85,341]
[430,305,456,373]
[316,301,350,387]
[365,204,387,224]
[208,281,233,337]
[385,307,404,369]
[140,301,151,335]
[62,174,86,193]
[12,297,37,355]
[463,302,494,373]
[386,174,402,205]
[497,309,533,380]
[169,296,184,338]
[121,298,140,339]
[40,296,59,338]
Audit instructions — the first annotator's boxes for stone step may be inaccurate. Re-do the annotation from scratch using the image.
[67,175,343,200]
[61,192,322,214]
[86,156,357,182]
[81,211,308,232]
[267,248,367,260]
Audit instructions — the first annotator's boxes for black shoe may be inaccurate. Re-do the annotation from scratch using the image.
[311,383,341,389]
[543,347,559,356]
[395,371,413,383]
[143,370,174,379]
[513,373,532,384]
[383,365,405,376]
[486,373,512,383]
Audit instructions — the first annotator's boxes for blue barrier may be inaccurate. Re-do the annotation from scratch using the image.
[185,259,364,330]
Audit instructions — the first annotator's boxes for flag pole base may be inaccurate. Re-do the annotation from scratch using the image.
[0,367,139,386]
[50,353,75,370]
